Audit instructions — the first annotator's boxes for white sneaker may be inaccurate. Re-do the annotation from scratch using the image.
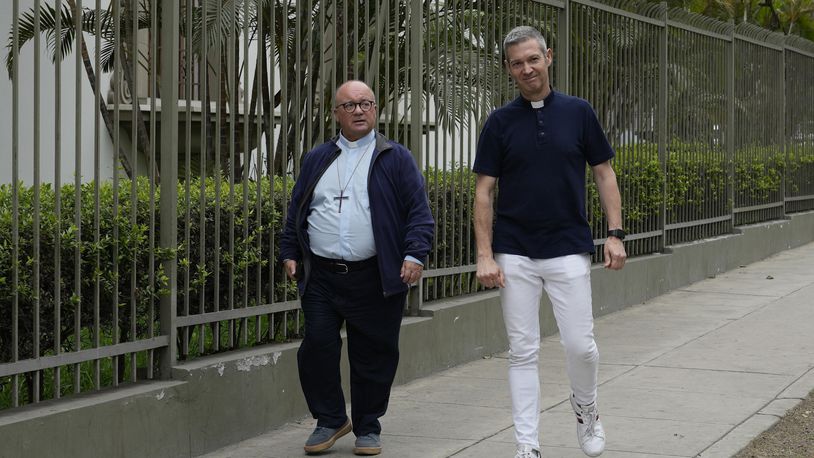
[570,394,605,457]
[514,443,541,458]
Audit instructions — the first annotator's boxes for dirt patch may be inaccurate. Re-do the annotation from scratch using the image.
[734,388,814,458]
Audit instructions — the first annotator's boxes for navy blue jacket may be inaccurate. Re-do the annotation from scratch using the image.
[280,132,435,297]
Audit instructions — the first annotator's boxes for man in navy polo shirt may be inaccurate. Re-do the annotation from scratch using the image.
[474,26,627,458]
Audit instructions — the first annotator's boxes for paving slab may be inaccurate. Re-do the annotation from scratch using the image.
[679,271,804,297]
[779,367,814,399]
[649,290,814,375]
[382,399,510,442]
[388,373,513,409]
[562,385,767,425]
[759,398,804,417]
[604,366,793,398]
[484,412,732,457]
[698,415,780,458]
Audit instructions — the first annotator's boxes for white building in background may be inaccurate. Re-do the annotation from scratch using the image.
[0,0,117,185]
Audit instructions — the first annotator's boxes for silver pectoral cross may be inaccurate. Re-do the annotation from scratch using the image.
[334,190,350,213]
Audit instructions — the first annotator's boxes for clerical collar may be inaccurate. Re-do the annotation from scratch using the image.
[519,88,555,109]
[339,130,376,149]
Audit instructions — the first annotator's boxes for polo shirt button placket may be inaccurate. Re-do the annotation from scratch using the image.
[536,109,546,147]
[537,128,546,146]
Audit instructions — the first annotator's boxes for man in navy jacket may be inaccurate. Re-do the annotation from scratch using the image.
[280,80,434,456]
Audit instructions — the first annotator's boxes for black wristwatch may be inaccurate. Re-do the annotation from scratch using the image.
[607,229,626,240]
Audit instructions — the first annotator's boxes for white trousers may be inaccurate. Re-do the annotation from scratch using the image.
[495,253,599,449]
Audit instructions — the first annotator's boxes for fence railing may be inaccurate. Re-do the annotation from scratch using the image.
[2,0,814,412]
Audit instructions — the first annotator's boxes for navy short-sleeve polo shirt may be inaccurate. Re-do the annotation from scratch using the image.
[473,90,615,259]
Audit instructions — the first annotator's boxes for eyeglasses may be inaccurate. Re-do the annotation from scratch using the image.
[335,100,376,113]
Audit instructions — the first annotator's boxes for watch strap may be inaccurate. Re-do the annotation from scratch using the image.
[607,229,626,240]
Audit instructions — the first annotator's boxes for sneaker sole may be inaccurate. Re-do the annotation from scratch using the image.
[304,420,352,454]
[352,446,382,456]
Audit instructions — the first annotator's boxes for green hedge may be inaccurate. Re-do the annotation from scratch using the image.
[0,177,294,363]
[2,146,813,408]
[786,150,814,196]
[586,143,806,230]
[1,148,812,365]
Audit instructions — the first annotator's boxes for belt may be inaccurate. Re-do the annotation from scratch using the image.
[311,254,378,274]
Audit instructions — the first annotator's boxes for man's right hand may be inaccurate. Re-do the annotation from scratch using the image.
[284,259,298,281]
[476,256,505,289]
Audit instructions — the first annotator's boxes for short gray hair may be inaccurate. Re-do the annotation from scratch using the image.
[503,26,548,57]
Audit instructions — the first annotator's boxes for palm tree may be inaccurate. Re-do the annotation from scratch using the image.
[4,0,169,179]
[7,0,512,180]
[776,0,814,36]
[653,0,814,37]
[247,0,511,175]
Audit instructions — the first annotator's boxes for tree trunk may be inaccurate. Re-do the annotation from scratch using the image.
[759,0,783,31]
[245,38,262,179]
[218,58,231,180]
[65,0,134,178]
[119,0,161,182]
[262,44,274,177]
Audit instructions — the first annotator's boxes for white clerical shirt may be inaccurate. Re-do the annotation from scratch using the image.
[307,131,378,261]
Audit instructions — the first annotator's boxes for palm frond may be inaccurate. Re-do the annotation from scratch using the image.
[188,0,256,59]
[5,3,65,78]
[4,1,151,79]
[100,39,117,73]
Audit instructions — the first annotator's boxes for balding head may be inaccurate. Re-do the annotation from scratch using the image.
[334,80,376,106]
[333,80,378,141]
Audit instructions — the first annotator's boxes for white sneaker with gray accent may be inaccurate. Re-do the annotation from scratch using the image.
[514,443,541,458]
[570,394,605,457]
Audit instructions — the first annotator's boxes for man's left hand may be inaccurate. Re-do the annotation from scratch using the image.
[401,260,424,285]
[604,237,627,270]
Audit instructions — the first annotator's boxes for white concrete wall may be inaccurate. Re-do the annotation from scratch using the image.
[0,0,116,186]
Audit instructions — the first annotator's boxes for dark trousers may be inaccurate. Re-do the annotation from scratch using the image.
[297,260,406,436]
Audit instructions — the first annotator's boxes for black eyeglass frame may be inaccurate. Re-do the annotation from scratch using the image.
[335,100,376,113]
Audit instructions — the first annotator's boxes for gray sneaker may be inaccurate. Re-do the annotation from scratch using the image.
[353,433,382,456]
[303,419,352,454]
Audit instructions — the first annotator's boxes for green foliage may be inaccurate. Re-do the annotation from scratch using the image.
[735,150,785,203]
[653,0,814,39]
[1,146,805,354]
[0,178,161,365]
[787,151,814,195]
[587,142,801,229]
[0,176,296,366]
[0,327,153,408]
[425,164,477,269]
[665,142,729,219]
[2,146,812,409]
[588,143,665,231]
[175,175,296,316]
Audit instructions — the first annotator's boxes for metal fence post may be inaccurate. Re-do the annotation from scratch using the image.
[407,0,424,317]
[727,20,736,232]
[557,0,570,93]
[658,3,668,251]
[781,41,788,217]
[159,0,179,376]
[11,0,20,407]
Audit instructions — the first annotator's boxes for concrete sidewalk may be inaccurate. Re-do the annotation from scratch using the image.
[203,242,814,458]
